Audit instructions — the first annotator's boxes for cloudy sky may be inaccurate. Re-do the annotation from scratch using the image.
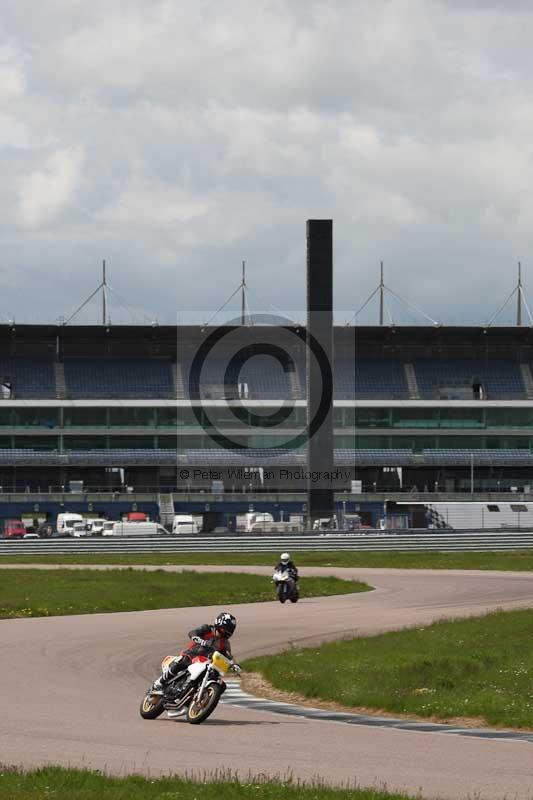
[1,0,533,325]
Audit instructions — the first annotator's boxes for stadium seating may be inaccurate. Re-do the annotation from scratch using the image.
[296,357,409,399]
[0,446,532,468]
[0,357,56,398]
[414,359,526,399]
[184,354,294,400]
[422,449,533,465]
[63,358,175,399]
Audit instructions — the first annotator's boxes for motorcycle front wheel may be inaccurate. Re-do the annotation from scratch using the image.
[277,583,287,603]
[139,691,165,719]
[187,683,223,725]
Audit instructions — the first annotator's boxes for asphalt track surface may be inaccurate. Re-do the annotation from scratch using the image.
[2,565,533,799]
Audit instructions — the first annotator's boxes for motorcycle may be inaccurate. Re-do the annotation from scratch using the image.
[272,568,299,603]
[140,651,241,724]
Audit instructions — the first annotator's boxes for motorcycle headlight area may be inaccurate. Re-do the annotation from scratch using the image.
[211,652,232,674]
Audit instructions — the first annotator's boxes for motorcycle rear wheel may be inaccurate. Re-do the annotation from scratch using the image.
[139,692,165,719]
[187,683,223,724]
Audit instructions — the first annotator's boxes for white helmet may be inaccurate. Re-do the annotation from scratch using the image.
[280,552,290,563]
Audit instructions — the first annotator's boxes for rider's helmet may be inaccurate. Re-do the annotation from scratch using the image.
[280,552,291,564]
[215,611,237,638]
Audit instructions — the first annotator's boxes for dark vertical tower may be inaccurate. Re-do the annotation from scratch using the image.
[306,219,334,527]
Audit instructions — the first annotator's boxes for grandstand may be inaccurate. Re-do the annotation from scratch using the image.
[0,322,533,528]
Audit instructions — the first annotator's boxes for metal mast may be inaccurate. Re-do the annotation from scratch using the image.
[241,260,246,326]
[348,262,439,326]
[517,261,522,326]
[486,261,533,327]
[102,260,107,325]
[379,260,384,326]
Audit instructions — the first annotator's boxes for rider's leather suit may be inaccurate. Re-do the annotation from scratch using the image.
[159,624,233,686]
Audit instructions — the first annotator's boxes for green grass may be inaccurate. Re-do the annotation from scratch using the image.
[244,608,533,729]
[0,569,370,619]
[0,766,419,799]
[2,550,533,570]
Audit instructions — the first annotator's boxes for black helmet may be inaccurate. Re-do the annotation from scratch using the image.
[215,611,237,637]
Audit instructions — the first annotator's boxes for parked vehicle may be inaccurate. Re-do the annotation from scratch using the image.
[102,521,168,537]
[140,651,241,724]
[124,511,149,522]
[243,512,274,532]
[37,522,54,538]
[56,513,85,537]
[72,521,89,537]
[172,514,200,534]
[2,518,27,539]
[86,518,106,536]
[312,515,338,531]
[272,566,299,603]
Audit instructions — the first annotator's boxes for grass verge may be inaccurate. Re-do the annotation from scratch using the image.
[2,550,533,570]
[0,569,370,619]
[243,608,533,729]
[0,766,420,799]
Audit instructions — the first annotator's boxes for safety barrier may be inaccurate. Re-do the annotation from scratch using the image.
[2,530,533,554]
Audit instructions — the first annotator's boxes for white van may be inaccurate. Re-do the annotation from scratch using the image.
[87,518,106,536]
[102,521,169,537]
[57,512,84,537]
[244,512,274,532]
[72,521,89,537]
[172,514,200,534]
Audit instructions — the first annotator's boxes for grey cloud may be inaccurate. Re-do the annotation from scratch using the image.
[0,0,533,324]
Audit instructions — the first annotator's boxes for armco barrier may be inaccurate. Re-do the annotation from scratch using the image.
[2,530,533,554]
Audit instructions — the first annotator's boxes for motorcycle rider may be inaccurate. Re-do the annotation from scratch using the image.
[275,552,299,582]
[152,611,237,695]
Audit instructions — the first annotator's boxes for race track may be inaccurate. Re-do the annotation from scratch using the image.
[2,566,533,799]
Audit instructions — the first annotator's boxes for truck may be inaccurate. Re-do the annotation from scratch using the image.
[123,511,149,522]
[56,513,85,537]
[101,521,169,537]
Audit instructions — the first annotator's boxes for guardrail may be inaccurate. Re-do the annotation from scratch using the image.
[0,491,531,503]
[2,531,533,554]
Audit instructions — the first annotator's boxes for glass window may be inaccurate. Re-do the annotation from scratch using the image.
[14,435,58,450]
[12,408,60,428]
[0,408,12,426]
[335,434,356,448]
[177,406,202,427]
[109,407,155,427]
[108,436,154,449]
[63,408,107,427]
[392,408,439,428]
[354,435,391,448]
[63,436,107,451]
[438,408,484,428]
[157,407,178,427]
[353,408,390,428]
[158,436,177,450]
[485,408,533,428]
[437,436,483,449]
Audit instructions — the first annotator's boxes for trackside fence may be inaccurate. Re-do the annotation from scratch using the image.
[2,531,533,554]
